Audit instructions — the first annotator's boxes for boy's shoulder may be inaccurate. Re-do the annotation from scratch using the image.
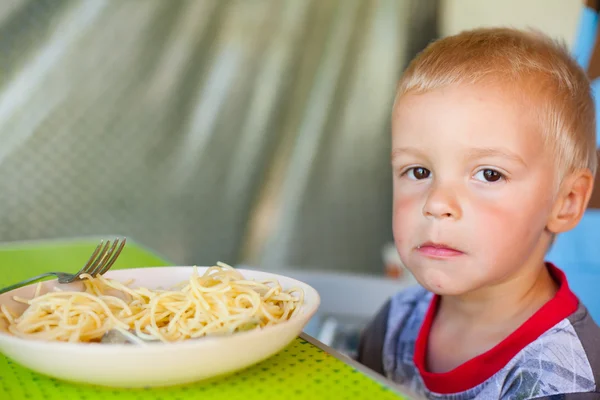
[556,302,600,385]
[356,285,431,375]
[498,302,600,399]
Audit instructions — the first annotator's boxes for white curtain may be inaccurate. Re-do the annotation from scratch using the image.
[0,0,437,273]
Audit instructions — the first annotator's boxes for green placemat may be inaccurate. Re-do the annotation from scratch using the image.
[0,238,406,400]
[0,237,172,274]
[1,337,403,400]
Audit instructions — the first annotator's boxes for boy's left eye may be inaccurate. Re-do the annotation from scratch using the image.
[474,169,503,183]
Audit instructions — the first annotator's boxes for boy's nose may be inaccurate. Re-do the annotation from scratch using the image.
[422,183,462,220]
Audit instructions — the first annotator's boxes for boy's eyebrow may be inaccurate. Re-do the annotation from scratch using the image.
[466,147,527,166]
[391,147,527,166]
[391,147,424,162]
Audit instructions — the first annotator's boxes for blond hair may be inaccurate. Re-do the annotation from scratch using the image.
[395,27,597,178]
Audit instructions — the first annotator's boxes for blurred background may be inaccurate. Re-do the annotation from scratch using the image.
[0,0,592,355]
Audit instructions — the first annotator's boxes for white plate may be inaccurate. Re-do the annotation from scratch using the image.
[0,266,320,387]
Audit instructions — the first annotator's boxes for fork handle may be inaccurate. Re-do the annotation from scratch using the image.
[0,272,57,295]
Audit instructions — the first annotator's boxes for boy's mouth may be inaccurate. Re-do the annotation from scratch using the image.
[416,241,464,258]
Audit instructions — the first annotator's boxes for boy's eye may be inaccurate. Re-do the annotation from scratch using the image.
[406,167,431,180]
[474,169,503,183]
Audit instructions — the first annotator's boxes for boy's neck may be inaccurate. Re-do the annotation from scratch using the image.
[438,262,558,327]
[426,262,559,373]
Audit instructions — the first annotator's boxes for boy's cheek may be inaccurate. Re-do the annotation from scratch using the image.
[393,192,421,215]
[472,198,541,237]
[393,197,419,228]
[392,196,420,248]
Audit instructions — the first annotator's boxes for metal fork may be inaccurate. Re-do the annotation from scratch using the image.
[0,238,126,295]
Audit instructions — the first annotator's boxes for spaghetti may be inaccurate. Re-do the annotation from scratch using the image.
[0,263,304,343]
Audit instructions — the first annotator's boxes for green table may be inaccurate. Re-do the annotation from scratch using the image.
[0,238,410,400]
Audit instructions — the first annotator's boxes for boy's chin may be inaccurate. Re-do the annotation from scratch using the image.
[420,284,467,296]
[410,269,473,296]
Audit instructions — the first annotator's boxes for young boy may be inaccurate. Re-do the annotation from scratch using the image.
[357,28,600,399]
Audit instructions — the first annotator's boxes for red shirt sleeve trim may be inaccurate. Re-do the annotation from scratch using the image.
[413,263,579,394]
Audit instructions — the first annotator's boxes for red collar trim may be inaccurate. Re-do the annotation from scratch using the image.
[413,263,579,394]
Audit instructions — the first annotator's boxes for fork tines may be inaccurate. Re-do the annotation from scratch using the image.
[80,238,126,279]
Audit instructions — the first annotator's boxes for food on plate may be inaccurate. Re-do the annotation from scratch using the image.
[0,263,304,343]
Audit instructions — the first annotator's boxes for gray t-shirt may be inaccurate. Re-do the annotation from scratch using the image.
[357,265,600,400]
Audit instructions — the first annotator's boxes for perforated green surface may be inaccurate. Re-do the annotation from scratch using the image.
[0,238,406,400]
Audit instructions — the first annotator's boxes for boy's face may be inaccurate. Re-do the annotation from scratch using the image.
[391,84,557,296]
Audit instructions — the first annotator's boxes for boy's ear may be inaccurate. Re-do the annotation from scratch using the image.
[547,169,595,234]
